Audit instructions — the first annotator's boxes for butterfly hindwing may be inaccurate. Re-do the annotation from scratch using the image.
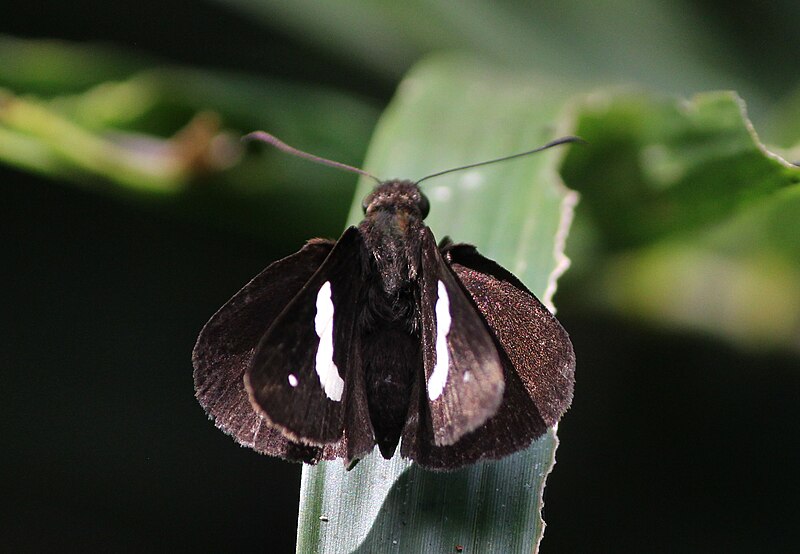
[443,240,575,427]
[415,228,505,447]
[402,357,549,470]
[192,239,336,462]
[245,227,366,446]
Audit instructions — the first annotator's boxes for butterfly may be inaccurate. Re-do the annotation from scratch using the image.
[192,132,577,470]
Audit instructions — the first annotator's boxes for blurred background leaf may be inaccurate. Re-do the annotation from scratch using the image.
[0,35,380,243]
[2,0,799,552]
[560,90,800,349]
[211,0,795,117]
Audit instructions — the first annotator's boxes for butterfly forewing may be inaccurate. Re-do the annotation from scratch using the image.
[403,240,574,469]
[417,228,505,447]
[192,240,334,460]
[245,227,366,446]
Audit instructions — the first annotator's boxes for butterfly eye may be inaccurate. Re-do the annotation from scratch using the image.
[362,191,375,214]
[418,193,430,218]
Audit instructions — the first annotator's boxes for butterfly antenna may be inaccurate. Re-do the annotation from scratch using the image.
[415,136,585,185]
[243,131,382,185]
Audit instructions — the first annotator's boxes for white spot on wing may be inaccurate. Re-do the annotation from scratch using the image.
[314,281,344,401]
[427,280,451,401]
[288,374,299,387]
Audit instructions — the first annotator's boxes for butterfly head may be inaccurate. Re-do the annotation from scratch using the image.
[361,180,430,220]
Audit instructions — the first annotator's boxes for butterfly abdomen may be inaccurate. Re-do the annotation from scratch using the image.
[362,319,419,458]
[357,194,426,459]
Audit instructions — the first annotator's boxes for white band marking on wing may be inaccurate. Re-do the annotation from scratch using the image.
[314,281,344,401]
[428,280,451,401]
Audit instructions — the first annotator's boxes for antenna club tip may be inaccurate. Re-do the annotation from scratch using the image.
[560,135,588,145]
[550,135,589,145]
[241,130,271,143]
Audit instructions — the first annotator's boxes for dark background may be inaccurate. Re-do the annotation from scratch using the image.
[3,2,799,552]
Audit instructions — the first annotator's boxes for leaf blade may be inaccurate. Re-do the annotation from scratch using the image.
[297,54,578,553]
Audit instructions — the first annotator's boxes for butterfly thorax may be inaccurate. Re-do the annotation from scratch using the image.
[359,180,428,301]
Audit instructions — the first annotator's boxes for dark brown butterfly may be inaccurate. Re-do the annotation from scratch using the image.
[193,132,577,470]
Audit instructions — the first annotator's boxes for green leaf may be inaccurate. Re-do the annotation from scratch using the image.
[0,36,378,191]
[561,90,799,252]
[0,35,149,95]
[0,36,380,240]
[297,55,578,553]
[560,90,800,350]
